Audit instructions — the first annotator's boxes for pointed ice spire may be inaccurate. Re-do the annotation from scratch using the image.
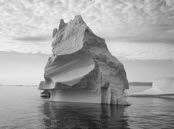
[59,19,66,30]
[73,15,85,24]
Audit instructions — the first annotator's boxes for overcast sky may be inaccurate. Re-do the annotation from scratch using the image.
[0,0,174,60]
[1,0,174,84]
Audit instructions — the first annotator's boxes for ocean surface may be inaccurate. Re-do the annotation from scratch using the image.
[0,85,174,129]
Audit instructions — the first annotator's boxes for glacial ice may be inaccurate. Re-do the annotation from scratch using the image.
[39,15,129,105]
[130,77,174,96]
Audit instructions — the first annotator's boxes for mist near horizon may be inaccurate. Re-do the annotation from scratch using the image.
[0,51,174,85]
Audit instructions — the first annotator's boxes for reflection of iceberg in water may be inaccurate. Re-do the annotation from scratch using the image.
[130,77,174,97]
[40,102,129,129]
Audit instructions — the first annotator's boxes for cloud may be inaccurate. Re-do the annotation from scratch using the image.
[1,0,174,38]
[0,0,174,60]
[108,25,174,43]
[107,41,174,60]
[14,35,50,42]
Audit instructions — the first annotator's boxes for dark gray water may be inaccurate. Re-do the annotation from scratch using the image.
[0,86,174,129]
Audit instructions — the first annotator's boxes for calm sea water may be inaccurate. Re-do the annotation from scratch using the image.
[0,86,174,129]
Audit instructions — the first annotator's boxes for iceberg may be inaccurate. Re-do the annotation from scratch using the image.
[39,15,129,105]
[130,77,174,97]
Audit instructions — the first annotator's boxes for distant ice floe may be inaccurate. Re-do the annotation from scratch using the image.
[130,77,174,97]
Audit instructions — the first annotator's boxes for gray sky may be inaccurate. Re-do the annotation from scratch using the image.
[0,0,174,84]
[0,0,174,60]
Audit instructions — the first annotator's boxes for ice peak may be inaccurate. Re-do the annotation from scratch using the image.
[59,19,66,30]
[73,15,85,24]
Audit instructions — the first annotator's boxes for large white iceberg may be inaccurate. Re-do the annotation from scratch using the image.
[39,15,129,105]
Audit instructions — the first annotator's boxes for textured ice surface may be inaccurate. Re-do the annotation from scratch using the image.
[39,15,129,105]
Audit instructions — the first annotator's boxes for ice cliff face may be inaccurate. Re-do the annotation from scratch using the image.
[39,15,129,105]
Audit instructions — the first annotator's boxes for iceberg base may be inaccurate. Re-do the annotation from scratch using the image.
[49,89,129,105]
